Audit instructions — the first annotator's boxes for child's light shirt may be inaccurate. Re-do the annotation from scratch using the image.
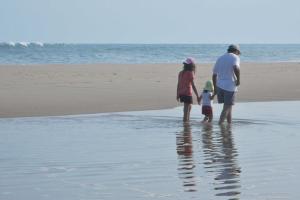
[202,92,213,106]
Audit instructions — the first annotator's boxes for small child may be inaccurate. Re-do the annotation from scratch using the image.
[199,80,215,123]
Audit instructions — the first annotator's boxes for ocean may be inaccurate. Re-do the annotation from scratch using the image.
[1,101,300,199]
[1,43,300,64]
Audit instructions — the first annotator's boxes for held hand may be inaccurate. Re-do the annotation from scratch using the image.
[213,90,217,96]
[197,96,201,105]
[176,95,180,102]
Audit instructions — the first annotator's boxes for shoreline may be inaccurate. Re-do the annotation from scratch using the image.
[1,62,300,118]
[1,100,299,120]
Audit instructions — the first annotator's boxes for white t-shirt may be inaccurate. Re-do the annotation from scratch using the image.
[202,92,213,106]
[213,53,240,92]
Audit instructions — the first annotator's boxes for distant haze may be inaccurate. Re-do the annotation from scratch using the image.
[1,0,300,43]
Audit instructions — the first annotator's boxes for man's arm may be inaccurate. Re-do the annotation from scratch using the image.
[233,66,240,86]
[176,73,180,101]
[212,74,217,95]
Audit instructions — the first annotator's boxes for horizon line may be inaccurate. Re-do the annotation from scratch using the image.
[1,42,300,45]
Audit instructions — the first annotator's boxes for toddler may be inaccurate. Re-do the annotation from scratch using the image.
[199,80,215,122]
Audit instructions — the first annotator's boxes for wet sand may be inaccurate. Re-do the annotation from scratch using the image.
[1,102,300,199]
[0,62,300,118]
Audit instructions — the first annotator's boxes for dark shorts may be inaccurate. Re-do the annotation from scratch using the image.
[202,106,212,116]
[217,87,236,105]
[179,95,193,104]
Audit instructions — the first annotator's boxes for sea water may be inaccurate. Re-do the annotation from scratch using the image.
[1,43,300,64]
[0,101,300,200]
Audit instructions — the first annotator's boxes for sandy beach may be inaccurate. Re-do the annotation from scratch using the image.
[0,62,300,118]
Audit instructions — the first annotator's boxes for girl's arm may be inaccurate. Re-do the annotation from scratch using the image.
[191,80,200,103]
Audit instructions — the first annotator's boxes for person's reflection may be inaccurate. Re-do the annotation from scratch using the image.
[202,124,241,199]
[201,123,215,165]
[176,122,197,192]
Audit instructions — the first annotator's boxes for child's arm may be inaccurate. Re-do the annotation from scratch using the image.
[210,92,215,100]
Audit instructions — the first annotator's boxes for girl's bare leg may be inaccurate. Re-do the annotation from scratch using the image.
[183,103,190,122]
[187,104,192,121]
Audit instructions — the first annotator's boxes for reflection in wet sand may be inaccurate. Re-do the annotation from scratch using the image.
[202,124,241,199]
[176,122,242,197]
[2,102,300,200]
[176,123,197,192]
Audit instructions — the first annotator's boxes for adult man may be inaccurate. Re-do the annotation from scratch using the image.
[212,44,241,124]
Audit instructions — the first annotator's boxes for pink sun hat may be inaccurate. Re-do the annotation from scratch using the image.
[183,57,196,65]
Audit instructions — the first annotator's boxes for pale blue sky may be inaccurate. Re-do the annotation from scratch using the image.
[1,0,300,43]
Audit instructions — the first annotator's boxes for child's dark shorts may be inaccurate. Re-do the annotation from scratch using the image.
[202,106,213,116]
[179,95,193,104]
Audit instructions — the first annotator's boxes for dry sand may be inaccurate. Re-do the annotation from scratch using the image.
[0,62,300,118]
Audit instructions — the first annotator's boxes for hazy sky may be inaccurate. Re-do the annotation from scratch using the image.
[1,0,300,43]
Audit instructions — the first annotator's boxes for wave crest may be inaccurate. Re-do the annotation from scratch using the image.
[0,42,44,48]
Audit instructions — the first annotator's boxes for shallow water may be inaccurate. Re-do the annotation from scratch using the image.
[0,101,300,200]
[1,43,300,64]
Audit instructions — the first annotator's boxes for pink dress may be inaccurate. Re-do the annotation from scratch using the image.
[178,71,194,96]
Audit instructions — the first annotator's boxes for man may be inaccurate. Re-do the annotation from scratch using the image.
[212,44,241,124]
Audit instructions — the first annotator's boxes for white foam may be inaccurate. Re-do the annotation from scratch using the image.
[30,42,44,47]
[0,41,44,48]
[18,42,30,47]
[0,42,15,47]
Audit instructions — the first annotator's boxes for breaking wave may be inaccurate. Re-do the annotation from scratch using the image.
[0,41,44,47]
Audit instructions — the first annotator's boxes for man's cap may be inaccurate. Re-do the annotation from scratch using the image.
[228,44,241,54]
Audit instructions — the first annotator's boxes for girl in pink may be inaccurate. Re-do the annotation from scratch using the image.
[176,57,200,122]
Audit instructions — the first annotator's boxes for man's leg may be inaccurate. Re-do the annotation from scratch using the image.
[226,106,233,123]
[219,89,235,124]
[219,104,232,124]
[225,90,235,123]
